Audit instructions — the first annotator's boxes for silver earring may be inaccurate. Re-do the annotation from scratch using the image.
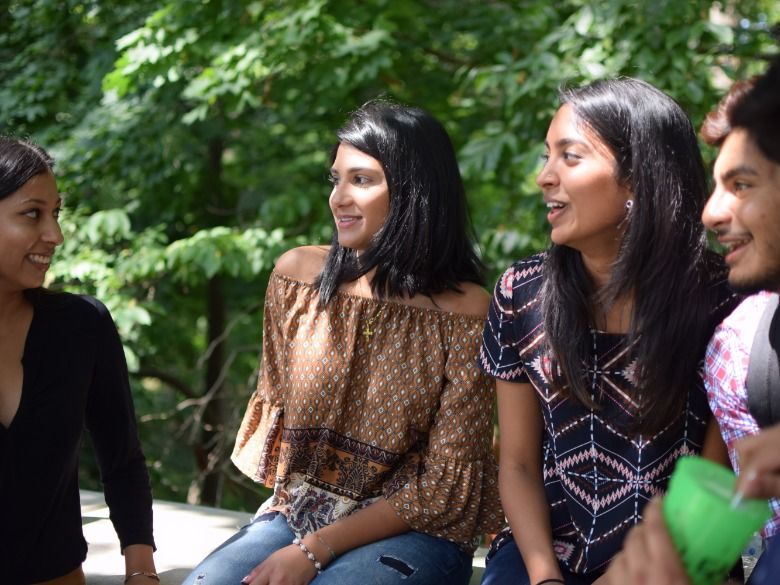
[625,200,634,212]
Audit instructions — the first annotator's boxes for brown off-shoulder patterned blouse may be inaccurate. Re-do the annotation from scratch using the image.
[232,272,502,552]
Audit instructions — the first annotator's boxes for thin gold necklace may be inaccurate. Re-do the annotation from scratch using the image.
[362,307,384,340]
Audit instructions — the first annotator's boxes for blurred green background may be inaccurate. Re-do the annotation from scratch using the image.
[2,0,777,511]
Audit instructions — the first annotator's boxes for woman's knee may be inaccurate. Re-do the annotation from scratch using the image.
[181,512,292,585]
[316,531,471,585]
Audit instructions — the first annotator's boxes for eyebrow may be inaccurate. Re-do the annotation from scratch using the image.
[720,165,759,181]
[544,137,590,150]
[330,167,378,174]
[17,196,63,206]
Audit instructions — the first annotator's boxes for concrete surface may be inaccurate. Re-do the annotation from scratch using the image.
[81,490,251,585]
[80,490,487,585]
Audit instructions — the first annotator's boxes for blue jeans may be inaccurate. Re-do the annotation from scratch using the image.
[480,537,600,585]
[181,512,473,585]
[747,536,778,585]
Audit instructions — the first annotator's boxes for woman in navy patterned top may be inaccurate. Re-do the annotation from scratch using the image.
[479,79,739,585]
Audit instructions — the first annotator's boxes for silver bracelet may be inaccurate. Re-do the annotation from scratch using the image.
[124,571,160,584]
[292,537,323,574]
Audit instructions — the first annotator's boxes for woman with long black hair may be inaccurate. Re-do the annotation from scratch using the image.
[479,78,739,585]
[182,101,502,585]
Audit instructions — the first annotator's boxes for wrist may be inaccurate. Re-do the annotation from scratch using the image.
[293,537,323,575]
[304,532,337,568]
[525,551,563,584]
[124,571,159,584]
[536,579,565,585]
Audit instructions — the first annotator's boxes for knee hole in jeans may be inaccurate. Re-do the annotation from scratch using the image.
[378,555,416,578]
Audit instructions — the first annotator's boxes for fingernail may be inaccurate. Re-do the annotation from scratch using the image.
[240,578,250,585]
[730,488,745,508]
[732,470,758,507]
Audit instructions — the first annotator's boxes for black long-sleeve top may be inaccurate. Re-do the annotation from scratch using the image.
[0,290,155,584]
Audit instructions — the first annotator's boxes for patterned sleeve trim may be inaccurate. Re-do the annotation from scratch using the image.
[480,254,545,382]
[232,272,286,485]
[385,316,503,551]
[385,455,502,551]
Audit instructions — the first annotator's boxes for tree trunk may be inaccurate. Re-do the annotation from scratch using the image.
[199,274,226,505]
[189,135,228,506]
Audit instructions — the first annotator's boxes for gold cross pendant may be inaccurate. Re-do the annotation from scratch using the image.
[362,325,374,339]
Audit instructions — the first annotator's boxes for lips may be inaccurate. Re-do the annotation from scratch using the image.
[545,200,568,224]
[717,235,751,265]
[336,215,361,228]
[27,253,53,266]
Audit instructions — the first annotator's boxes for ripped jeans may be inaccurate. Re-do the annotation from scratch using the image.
[181,511,473,585]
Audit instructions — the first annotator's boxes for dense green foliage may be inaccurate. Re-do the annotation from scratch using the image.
[2,0,777,510]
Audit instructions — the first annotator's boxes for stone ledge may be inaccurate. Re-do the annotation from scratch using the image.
[81,490,250,585]
[80,490,486,584]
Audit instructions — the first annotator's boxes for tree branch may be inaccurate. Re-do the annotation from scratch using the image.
[132,368,196,399]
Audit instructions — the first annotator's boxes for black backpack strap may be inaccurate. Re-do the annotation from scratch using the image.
[747,293,780,428]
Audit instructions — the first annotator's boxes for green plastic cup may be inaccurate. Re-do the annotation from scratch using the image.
[663,455,771,585]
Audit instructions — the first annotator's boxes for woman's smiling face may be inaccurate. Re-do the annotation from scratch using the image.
[328,143,390,252]
[536,104,632,262]
[0,171,63,294]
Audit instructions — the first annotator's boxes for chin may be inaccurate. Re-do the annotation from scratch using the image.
[337,237,370,252]
[728,272,780,295]
[549,232,566,247]
[19,274,45,289]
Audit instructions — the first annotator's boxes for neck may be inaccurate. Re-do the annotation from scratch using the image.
[592,295,633,333]
[351,270,377,298]
[578,250,634,333]
[0,289,29,324]
[580,252,615,290]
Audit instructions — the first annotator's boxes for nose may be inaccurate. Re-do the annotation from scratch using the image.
[536,159,558,190]
[329,181,350,210]
[42,217,64,246]
[702,186,732,232]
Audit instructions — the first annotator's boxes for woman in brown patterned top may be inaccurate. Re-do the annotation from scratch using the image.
[182,101,502,585]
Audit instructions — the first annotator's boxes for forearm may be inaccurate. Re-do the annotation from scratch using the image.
[242,498,411,585]
[303,498,410,567]
[123,544,157,583]
[701,417,730,467]
[501,465,561,583]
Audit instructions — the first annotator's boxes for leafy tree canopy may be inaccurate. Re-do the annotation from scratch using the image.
[2,0,777,508]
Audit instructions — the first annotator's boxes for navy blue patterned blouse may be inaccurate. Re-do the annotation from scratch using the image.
[479,253,738,574]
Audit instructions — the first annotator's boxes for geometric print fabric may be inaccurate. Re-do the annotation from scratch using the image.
[232,272,503,553]
[480,253,738,574]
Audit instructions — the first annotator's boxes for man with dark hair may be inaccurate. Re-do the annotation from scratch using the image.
[602,55,780,585]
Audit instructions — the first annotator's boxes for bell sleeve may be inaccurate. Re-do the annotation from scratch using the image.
[384,317,503,550]
[231,272,288,487]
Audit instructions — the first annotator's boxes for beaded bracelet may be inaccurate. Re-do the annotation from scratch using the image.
[124,571,160,584]
[314,532,337,561]
[292,537,323,575]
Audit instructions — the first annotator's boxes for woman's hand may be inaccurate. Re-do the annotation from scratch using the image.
[242,544,320,585]
[601,498,689,585]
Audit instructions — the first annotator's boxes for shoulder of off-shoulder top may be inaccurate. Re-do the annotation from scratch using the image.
[273,245,329,284]
[434,282,491,318]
